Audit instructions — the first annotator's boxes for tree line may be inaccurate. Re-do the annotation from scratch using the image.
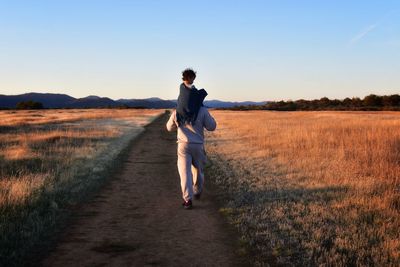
[5,94,400,111]
[16,100,44,109]
[219,94,400,111]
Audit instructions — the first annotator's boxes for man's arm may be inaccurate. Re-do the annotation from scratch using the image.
[166,110,177,132]
[203,108,217,131]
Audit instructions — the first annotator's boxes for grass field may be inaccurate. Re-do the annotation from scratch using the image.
[205,110,400,266]
[0,109,163,265]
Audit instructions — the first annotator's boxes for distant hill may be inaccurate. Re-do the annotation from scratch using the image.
[0,93,75,108]
[68,96,120,108]
[0,92,268,109]
[203,100,268,108]
[116,98,176,108]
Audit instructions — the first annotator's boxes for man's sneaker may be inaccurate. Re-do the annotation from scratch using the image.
[182,199,192,209]
[194,192,201,200]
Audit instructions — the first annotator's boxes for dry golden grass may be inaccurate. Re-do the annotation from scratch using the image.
[205,110,400,266]
[0,108,163,265]
[0,108,158,126]
[0,109,161,206]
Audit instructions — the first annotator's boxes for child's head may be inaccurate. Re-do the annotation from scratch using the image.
[182,68,196,85]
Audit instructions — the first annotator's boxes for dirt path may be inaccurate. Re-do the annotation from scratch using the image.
[41,113,249,267]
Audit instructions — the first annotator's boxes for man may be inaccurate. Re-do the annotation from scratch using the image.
[166,68,217,209]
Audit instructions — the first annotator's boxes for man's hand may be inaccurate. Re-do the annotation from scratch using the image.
[204,108,216,131]
[166,110,178,132]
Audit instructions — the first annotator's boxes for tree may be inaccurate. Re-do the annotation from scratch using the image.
[343,97,353,106]
[351,97,363,107]
[363,94,382,106]
[16,100,44,109]
[382,94,400,106]
[319,97,331,107]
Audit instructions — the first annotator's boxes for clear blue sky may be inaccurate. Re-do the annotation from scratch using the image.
[0,0,399,101]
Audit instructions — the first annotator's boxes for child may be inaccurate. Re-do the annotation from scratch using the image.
[166,68,217,209]
[176,69,208,126]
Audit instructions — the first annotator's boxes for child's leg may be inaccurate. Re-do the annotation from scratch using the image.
[190,144,207,195]
[177,143,194,201]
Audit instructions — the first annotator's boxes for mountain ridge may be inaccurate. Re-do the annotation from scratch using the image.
[0,92,268,109]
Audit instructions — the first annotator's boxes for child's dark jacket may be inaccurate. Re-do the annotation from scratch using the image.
[176,83,208,126]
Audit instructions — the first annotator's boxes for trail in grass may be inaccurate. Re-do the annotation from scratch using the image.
[40,113,248,267]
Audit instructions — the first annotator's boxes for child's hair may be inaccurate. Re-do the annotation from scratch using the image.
[182,68,197,81]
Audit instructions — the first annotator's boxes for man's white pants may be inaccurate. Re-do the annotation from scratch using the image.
[177,142,207,201]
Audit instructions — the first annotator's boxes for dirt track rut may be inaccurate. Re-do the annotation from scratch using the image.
[41,113,248,267]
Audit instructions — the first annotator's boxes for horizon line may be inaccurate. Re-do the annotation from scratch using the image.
[1,91,398,103]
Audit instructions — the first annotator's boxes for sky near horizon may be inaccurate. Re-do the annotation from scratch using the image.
[0,1,399,102]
